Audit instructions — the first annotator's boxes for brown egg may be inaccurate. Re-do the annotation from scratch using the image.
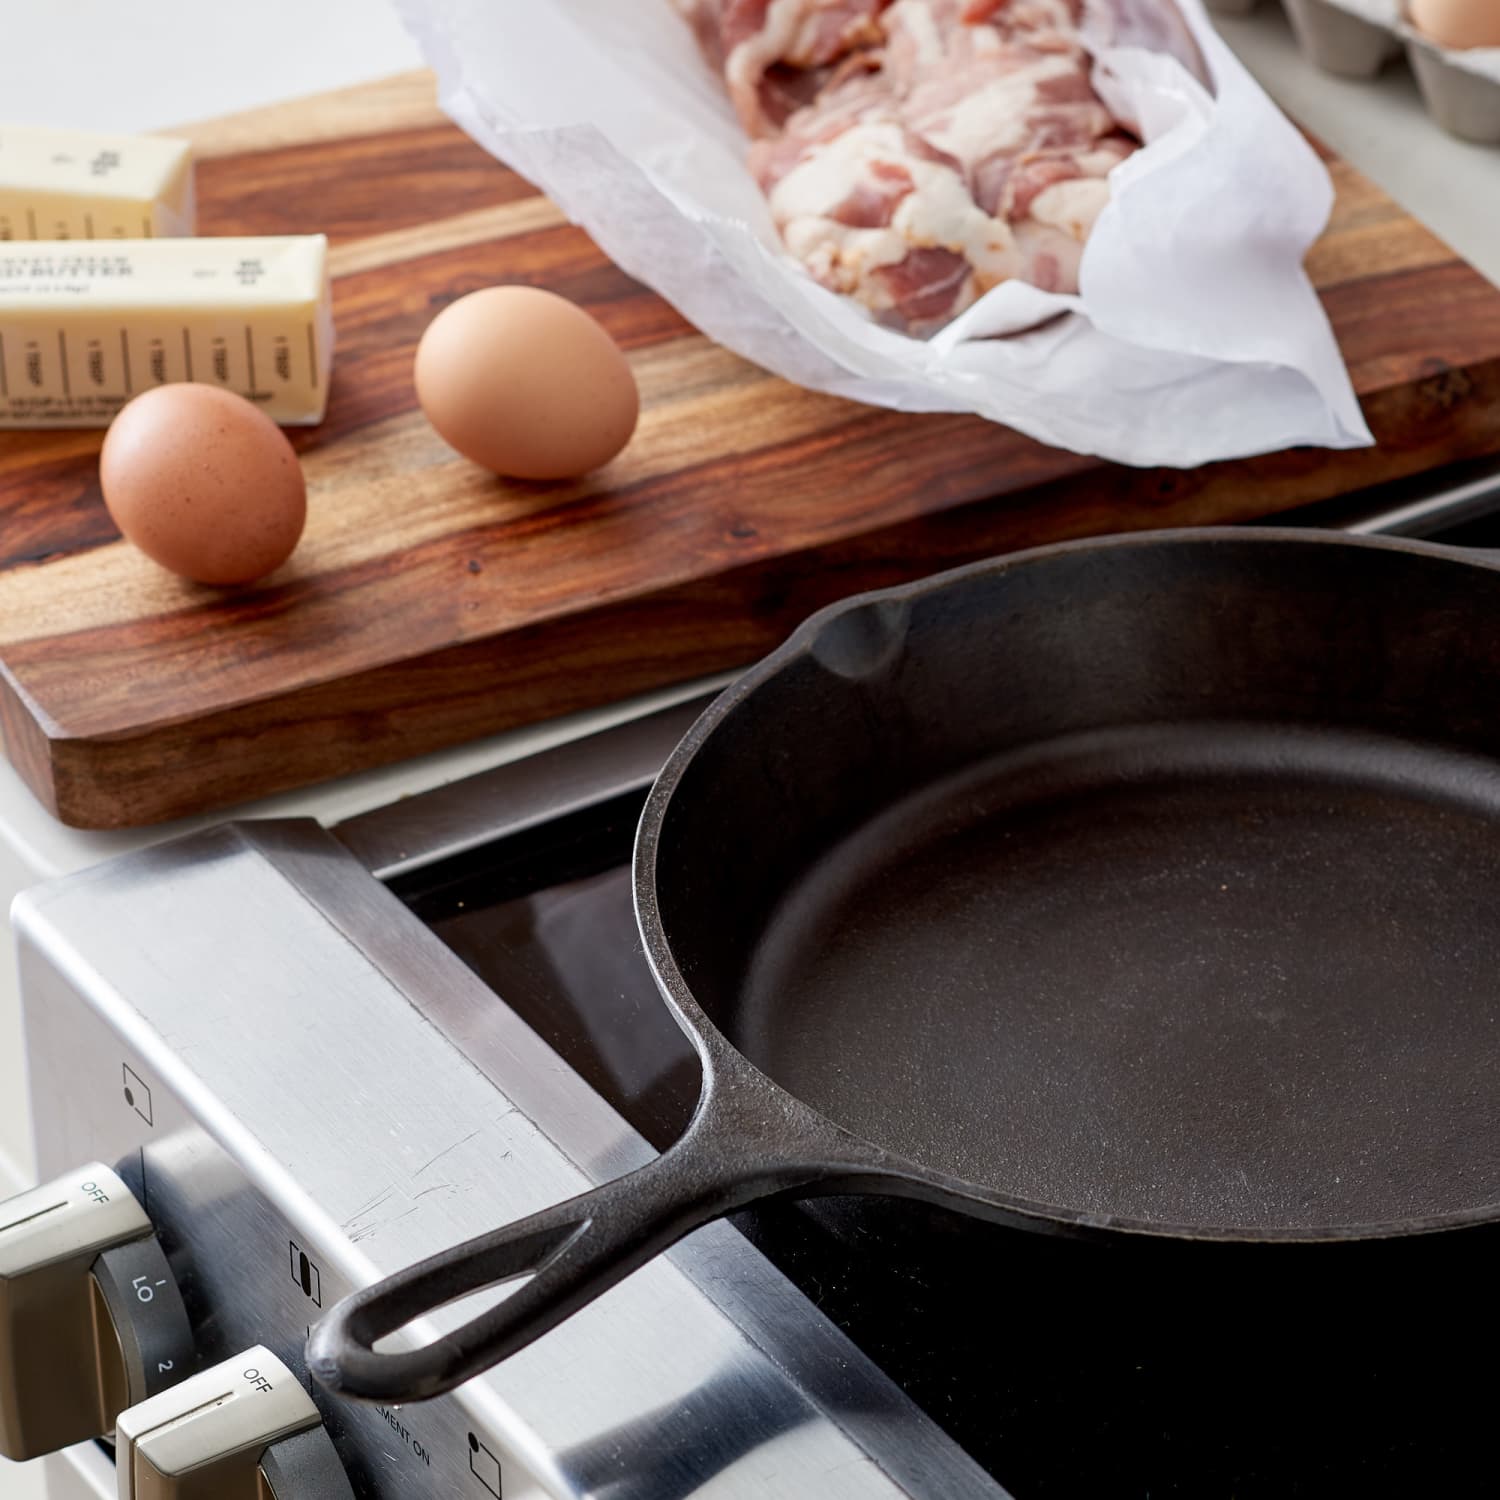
[100,384,307,586]
[1409,0,1500,49]
[414,286,639,480]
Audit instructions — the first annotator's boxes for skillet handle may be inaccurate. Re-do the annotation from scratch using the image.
[306,1083,885,1403]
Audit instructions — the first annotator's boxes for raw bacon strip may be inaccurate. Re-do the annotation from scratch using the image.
[746,62,895,187]
[756,45,887,132]
[762,116,1024,332]
[1002,156,1081,217]
[830,159,917,227]
[676,0,894,135]
[873,248,973,325]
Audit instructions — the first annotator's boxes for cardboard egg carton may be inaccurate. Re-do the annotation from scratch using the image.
[1205,0,1500,142]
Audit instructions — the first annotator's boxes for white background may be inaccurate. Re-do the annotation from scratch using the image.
[0,1,423,134]
[0,3,1497,1497]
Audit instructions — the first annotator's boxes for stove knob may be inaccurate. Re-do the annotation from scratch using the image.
[115,1346,354,1499]
[0,1162,194,1462]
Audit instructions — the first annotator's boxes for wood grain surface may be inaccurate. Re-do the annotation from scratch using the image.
[3,71,1499,828]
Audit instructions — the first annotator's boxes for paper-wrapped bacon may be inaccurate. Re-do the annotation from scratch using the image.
[393,0,1371,466]
[682,0,1203,331]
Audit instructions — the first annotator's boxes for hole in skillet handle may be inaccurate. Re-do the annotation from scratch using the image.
[305,1067,902,1404]
[307,1208,592,1402]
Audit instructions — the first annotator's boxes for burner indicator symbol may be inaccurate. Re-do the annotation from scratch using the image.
[288,1240,322,1307]
[469,1431,503,1496]
[122,1064,153,1125]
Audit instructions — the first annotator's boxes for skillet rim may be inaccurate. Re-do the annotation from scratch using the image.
[633,527,1500,1246]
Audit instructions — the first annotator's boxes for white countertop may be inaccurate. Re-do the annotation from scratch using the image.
[1,0,424,135]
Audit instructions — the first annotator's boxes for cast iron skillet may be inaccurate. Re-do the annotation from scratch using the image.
[310,528,1500,1404]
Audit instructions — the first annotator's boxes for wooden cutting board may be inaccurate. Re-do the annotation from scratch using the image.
[3,72,1500,829]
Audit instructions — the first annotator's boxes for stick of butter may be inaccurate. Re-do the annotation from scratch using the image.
[0,123,194,240]
[0,237,333,427]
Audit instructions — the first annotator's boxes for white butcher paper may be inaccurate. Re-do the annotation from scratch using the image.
[396,0,1372,468]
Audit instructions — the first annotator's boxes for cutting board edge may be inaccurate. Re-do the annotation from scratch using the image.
[25,357,1500,831]
[15,343,1500,755]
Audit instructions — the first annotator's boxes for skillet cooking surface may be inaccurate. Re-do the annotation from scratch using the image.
[737,720,1500,1229]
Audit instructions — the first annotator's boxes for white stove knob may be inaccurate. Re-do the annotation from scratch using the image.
[0,1163,193,1461]
[115,1346,354,1499]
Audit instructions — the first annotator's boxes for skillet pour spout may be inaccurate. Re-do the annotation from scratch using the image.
[312,529,1500,1405]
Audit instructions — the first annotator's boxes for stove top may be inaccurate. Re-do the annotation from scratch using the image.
[373,712,1491,1498]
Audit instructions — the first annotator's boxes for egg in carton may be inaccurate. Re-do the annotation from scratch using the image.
[1403,1,1500,141]
[1205,0,1500,143]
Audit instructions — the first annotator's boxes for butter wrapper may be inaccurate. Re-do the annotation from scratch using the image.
[0,236,333,428]
[0,124,194,241]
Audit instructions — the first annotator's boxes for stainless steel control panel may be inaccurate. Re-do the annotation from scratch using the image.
[14,817,1001,1500]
